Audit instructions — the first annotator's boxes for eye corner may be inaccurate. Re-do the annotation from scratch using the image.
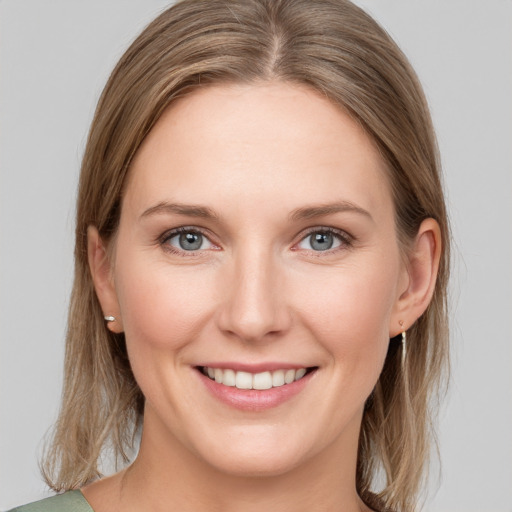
[293,227,355,254]
[158,226,220,256]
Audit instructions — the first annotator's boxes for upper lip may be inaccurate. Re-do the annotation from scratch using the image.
[196,362,315,373]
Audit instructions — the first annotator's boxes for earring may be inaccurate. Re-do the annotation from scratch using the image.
[399,320,407,367]
[401,330,407,366]
[104,315,116,322]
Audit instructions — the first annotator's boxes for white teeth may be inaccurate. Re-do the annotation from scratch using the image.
[284,369,296,384]
[202,367,310,389]
[235,371,253,389]
[272,370,285,387]
[253,371,272,390]
[295,368,307,381]
[223,369,236,387]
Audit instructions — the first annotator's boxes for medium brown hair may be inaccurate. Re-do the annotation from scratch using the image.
[43,1,450,510]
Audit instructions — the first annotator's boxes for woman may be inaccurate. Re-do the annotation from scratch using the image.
[10,0,449,511]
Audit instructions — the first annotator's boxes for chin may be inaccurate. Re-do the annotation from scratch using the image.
[205,449,305,479]
[188,425,320,479]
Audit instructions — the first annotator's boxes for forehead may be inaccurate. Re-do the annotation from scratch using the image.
[125,82,393,220]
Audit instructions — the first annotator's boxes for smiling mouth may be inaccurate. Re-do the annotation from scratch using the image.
[198,366,317,390]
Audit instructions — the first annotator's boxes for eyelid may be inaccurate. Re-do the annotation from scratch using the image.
[158,226,220,256]
[293,226,354,252]
[157,225,354,257]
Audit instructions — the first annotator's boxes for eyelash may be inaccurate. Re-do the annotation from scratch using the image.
[159,226,217,257]
[296,227,354,253]
[158,226,354,257]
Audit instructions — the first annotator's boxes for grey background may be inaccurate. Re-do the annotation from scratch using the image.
[1,1,511,510]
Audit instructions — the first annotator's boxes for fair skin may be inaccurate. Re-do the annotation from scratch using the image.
[85,82,441,512]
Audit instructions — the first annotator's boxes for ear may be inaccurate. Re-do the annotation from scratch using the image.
[390,218,442,336]
[87,225,123,333]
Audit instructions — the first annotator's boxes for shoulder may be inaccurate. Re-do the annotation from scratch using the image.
[7,490,93,512]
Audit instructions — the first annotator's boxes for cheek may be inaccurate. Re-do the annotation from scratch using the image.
[297,260,397,331]
[292,260,399,377]
[114,255,217,354]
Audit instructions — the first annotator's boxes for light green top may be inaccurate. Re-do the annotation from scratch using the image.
[8,490,93,512]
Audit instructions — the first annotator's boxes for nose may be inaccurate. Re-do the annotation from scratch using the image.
[216,247,292,343]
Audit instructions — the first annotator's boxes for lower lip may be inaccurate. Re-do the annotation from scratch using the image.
[197,369,316,411]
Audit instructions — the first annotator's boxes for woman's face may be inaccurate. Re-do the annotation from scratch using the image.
[102,83,410,476]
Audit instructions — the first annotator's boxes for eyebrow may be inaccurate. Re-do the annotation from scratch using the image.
[140,200,372,223]
[289,201,373,222]
[140,202,219,221]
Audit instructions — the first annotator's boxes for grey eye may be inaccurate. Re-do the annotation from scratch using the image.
[298,231,342,251]
[167,231,213,251]
[310,232,334,251]
[179,232,203,250]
